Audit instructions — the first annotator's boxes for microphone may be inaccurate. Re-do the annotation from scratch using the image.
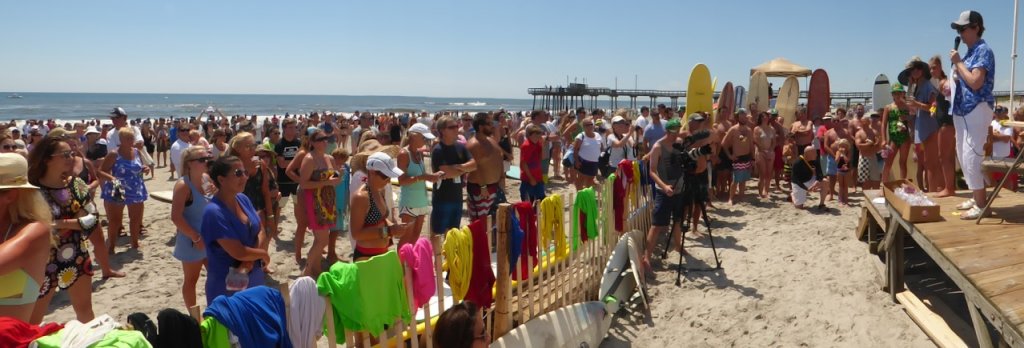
[955,37,961,51]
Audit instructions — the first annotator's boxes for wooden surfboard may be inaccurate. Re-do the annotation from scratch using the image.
[872,74,892,112]
[489,301,611,348]
[717,82,735,121]
[807,69,831,120]
[734,86,746,112]
[686,64,713,129]
[776,76,800,126]
[747,71,770,112]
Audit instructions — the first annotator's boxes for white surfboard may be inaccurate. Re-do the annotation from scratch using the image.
[151,190,173,204]
[624,231,649,309]
[489,301,610,348]
[872,74,893,111]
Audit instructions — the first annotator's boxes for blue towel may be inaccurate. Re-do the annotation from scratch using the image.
[204,286,293,348]
[509,212,524,273]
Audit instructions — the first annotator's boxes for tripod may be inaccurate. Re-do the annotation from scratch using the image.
[660,188,722,286]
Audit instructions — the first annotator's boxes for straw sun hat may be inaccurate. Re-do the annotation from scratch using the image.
[0,153,38,189]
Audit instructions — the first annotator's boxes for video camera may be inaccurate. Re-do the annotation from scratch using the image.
[672,129,713,172]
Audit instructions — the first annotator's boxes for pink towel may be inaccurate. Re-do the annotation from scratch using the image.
[399,237,436,309]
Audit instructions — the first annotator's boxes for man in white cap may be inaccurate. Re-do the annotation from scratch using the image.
[949,10,995,219]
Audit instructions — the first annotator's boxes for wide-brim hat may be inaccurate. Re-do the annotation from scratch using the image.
[0,154,38,189]
[898,58,932,85]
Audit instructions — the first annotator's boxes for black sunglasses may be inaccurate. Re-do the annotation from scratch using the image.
[957,24,977,33]
[191,156,213,164]
[313,136,331,142]
[1,145,15,151]
[232,168,246,177]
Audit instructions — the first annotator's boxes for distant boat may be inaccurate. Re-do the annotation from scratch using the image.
[7,94,22,99]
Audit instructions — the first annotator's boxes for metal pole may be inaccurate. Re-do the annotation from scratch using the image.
[1011,0,1020,114]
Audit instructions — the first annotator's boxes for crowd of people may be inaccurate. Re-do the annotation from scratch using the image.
[0,9,1003,348]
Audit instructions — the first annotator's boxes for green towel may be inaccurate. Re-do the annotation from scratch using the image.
[317,250,411,344]
[572,187,598,250]
[200,317,231,348]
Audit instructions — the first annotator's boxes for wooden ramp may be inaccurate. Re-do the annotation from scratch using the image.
[883,190,1024,347]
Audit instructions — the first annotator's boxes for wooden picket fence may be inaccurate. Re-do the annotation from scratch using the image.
[187,164,653,348]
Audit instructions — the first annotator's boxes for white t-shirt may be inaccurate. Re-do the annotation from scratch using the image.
[169,139,190,176]
[105,126,144,153]
[606,133,635,165]
[418,116,433,129]
[575,132,604,162]
[992,120,1014,158]
[635,115,650,130]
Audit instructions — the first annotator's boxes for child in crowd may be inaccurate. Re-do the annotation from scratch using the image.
[519,125,545,202]
[329,147,351,263]
[834,139,851,206]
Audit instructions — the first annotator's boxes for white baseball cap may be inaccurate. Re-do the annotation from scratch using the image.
[85,126,101,135]
[407,123,435,140]
[366,152,404,178]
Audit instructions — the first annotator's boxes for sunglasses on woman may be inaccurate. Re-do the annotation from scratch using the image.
[1,145,16,151]
[191,156,213,164]
[232,168,247,177]
[50,150,74,159]
[313,136,331,142]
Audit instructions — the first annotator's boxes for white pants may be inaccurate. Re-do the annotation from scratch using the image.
[792,178,817,206]
[953,103,993,190]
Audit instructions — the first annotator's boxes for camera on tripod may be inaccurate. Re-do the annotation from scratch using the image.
[672,129,713,173]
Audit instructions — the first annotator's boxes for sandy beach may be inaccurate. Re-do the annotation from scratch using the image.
[39,165,932,347]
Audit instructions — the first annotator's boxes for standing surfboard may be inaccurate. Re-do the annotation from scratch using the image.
[748,71,770,112]
[717,82,735,121]
[807,69,831,120]
[776,76,800,125]
[872,74,892,111]
[686,64,713,129]
[734,86,746,112]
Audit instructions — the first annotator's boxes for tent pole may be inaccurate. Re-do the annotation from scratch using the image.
[1012,0,1020,114]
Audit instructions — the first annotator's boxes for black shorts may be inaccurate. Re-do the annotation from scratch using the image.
[578,159,599,177]
[716,152,732,171]
[278,183,298,197]
[652,190,682,226]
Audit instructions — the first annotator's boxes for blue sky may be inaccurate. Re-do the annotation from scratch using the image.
[0,1,1021,99]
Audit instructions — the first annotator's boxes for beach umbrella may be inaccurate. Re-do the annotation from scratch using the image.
[749,57,813,78]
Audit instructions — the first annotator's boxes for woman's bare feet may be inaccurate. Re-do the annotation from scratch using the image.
[102,270,126,279]
[934,189,955,198]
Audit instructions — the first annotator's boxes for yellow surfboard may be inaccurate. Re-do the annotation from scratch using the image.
[686,64,713,129]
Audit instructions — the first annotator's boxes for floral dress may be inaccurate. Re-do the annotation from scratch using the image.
[887,107,910,147]
[100,149,149,204]
[39,177,95,296]
[303,168,337,230]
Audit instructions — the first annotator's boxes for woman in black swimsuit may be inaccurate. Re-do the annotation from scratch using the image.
[349,152,409,261]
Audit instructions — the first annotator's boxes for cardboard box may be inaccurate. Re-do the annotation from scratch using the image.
[883,179,941,223]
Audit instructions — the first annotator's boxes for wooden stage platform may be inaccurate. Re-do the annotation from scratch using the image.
[861,189,1024,347]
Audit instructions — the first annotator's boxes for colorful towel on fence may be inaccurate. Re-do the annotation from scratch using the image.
[572,187,598,251]
[508,213,523,279]
[619,160,636,218]
[288,277,325,348]
[513,201,538,280]
[204,286,292,348]
[199,317,231,348]
[0,317,62,348]
[539,194,567,258]
[610,171,626,232]
[442,226,473,303]
[465,217,496,308]
[317,251,411,343]
[398,237,437,309]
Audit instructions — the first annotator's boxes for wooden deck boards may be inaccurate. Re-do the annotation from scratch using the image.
[906,191,1024,345]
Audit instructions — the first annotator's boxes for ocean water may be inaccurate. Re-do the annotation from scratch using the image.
[0,92,538,120]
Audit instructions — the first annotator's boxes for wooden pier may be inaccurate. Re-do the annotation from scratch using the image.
[529,84,1024,112]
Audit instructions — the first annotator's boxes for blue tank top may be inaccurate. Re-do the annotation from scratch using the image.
[399,151,429,209]
[182,176,210,234]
